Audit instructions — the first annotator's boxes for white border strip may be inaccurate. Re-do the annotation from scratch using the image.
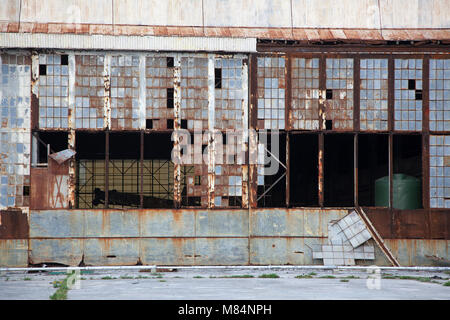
[1,265,449,272]
[0,33,256,53]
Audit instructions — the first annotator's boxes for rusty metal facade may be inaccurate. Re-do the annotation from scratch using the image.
[0,46,449,267]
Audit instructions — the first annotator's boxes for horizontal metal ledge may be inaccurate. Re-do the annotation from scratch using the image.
[0,33,257,52]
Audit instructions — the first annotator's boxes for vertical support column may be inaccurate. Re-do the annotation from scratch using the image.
[422,56,430,210]
[388,57,395,210]
[30,52,39,130]
[68,54,76,208]
[207,54,216,208]
[318,132,324,207]
[103,55,111,130]
[105,130,109,208]
[249,54,258,208]
[318,55,326,207]
[241,57,249,209]
[140,130,144,208]
[353,57,360,131]
[138,54,147,130]
[173,54,182,209]
[354,133,358,207]
[286,132,290,207]
[285,55,291,208]
[388,133,393,209]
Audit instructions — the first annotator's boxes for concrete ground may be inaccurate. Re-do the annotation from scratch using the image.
[0,267,449,300]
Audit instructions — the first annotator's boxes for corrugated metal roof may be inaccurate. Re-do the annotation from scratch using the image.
[0,32,257,52]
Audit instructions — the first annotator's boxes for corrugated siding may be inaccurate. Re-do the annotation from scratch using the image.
[0,33,257,52]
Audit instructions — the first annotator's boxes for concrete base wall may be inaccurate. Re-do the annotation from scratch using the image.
[0,208,448,267]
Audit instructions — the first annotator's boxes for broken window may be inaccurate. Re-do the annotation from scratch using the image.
[393,134,422,209]
[256,56,285,130]
[257,132,286,207]
[430,135,450,208]
[324,59,354,130]
[289,134,318,207]
[180,131,207,207]
[75,132,106,208]
[180,57,208,130]
[38,54,69,129]
[33,131,69,165]
[358,134,388,206]
[75,55,105,129]
[107,132,141,209]
[324,134,354,207]
[214,58,245,130]
[360,59,389,131]
[146,56,175,130]
[394,59,423,131]
[110,55,140,129]
[290,57,320,130]
[429,59,450,131]
[142,133,174,208]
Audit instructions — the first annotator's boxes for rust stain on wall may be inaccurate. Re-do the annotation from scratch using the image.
[0,209,29,239]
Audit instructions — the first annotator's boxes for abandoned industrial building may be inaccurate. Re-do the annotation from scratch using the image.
[0,0,449,268]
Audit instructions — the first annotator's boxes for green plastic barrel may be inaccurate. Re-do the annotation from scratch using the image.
[375,174,421,209]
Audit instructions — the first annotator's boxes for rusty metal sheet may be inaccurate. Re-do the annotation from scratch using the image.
[139,210,195,237]
[140,238,195,266]
[83,238,140,266]
[0,209,29,239]
[384,239,449,266]
[194,238,248,265]
[29,239,83,266]
[48,149,76,165]
[249,237,305,265]
[195,210,248,237]
[429,210,449,240]
[30,160,69,209]
[363,207,393,238]
[84,210,139,238]
[0,239,28,267]
[29,210,84,238]
[393,209,428,239]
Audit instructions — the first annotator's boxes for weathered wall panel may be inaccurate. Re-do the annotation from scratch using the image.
[0,209,29,239]
[384,239,449,266]
[196,210,248,237]
[84,238,140,266]
[0,239,28,267]
[30,209,84,238]
[195,238,248,265]
[140,210,195,237]
[29,239,83,265]
[140,238,195,265]
[250,237,306,265]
